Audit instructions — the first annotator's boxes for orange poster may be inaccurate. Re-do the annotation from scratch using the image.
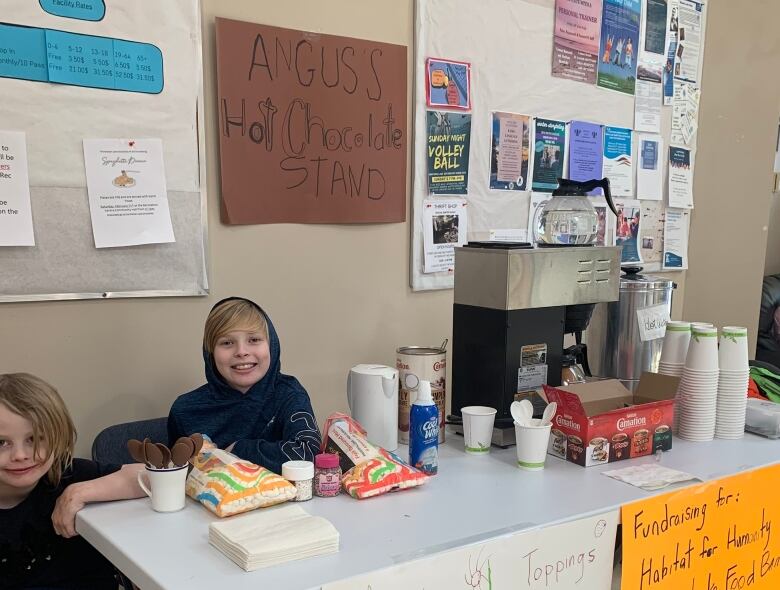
[622,463,780,590]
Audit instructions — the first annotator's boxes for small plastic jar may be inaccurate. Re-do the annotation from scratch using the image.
[282,460,314,502]
[314,453,342,497]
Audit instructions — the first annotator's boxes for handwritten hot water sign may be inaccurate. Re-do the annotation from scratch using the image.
[622,464,780,590]
[215,18,407,224]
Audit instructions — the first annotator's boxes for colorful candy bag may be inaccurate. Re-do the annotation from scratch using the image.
[186,437,296,517]
[320,413,428,499]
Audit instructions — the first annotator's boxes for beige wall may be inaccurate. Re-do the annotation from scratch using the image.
[683,1,780,353]
[765,193,780,276]
[2,1,779,457]
[1,0,454,458]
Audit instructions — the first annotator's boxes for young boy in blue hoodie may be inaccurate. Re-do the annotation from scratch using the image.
[167,297,321,474]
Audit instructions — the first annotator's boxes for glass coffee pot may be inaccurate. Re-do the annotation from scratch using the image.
[534,177,618,246]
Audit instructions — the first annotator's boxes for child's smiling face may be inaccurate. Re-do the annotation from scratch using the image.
[0,403,54,501]
[212,329,271,393]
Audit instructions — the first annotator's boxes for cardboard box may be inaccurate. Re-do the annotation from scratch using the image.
[543,373,679,467]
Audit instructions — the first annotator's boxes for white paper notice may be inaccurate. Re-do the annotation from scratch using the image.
[83,139,175,249]
[323,510,619,590]
[668,146,694,209]
[636,134,664,200]
[0,131,34,246]
[663,207,690,269]
[671,83,700,146]
[636,303,670,341]
[675,0,704,85]
[422,198,468,273]
[489,228,528,242]
[634,77,662,133]
[527,192,551,243]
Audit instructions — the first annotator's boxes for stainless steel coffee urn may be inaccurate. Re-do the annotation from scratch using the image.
[587,267,675,391]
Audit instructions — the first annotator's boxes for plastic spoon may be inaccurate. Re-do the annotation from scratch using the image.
[541,401,558,426]
[510,400,533,425]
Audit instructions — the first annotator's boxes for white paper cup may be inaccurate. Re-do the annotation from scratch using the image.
[660,322,691,364]
[137,465,188,512]
[685,327,719,371]
[719,327,749,371]
[461,406,497,455]
[515,420,552,471]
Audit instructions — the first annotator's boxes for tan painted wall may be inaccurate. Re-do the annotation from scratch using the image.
[2,1,778,457]
[765,193,780,276]
[1,0,454,458]
[682,1,780,354]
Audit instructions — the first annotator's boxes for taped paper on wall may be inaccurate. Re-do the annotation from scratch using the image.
[422,198,468,273]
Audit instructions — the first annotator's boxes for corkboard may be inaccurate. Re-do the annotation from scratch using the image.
[216,17,407,224]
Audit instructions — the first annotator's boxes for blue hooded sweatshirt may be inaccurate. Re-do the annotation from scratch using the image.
[167,297,321,474]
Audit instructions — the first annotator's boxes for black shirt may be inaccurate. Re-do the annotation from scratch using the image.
[0,458,120,590]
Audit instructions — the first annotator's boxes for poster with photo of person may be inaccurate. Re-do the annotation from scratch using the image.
[614,199,643,263]
[531,118,567,192]
[597,0,641,95]
[422,198,468,273]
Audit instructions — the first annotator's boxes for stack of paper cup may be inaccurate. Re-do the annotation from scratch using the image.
[715,327,750,439]
[658,321,691,377]
[676,325,719,441]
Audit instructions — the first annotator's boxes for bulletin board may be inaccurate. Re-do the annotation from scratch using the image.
[411,0,706,291]
[0,0,207,302]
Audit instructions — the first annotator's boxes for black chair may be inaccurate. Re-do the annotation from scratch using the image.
[91,417,168,589]
[91,417,168,464]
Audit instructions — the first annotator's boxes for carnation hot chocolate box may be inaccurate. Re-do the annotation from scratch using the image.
[543,373,679,467]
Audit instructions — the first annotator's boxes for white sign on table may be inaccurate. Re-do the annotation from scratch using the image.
[323,510,619,590]
[83,138,175,248]
[0,130,35,246]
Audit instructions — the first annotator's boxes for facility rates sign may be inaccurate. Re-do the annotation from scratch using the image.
[216,18,407,224]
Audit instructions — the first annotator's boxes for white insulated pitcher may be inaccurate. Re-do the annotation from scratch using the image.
[347,364,399,451]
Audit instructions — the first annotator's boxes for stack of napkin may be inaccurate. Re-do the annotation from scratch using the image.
[209,504,339,571]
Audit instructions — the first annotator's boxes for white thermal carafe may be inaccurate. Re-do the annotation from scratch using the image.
[347,364,399,451]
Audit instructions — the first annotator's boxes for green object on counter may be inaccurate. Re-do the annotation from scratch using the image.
[750,366,780,403]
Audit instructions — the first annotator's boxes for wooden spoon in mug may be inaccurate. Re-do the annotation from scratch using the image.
[127,439,146,464]
[145,441,164,469]
[189,433,204,456]
[171,439,194,467]
[155,443,172,469]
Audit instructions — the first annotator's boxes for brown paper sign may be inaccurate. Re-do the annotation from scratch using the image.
[216,18,407,224]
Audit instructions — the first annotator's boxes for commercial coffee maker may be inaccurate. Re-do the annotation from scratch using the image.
[451,243,622,446]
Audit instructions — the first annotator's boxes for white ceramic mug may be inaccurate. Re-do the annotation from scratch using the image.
[137,465,188,512]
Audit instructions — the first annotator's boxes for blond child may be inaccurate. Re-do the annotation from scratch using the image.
[0,373,144,590]
[167,297,321,474]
